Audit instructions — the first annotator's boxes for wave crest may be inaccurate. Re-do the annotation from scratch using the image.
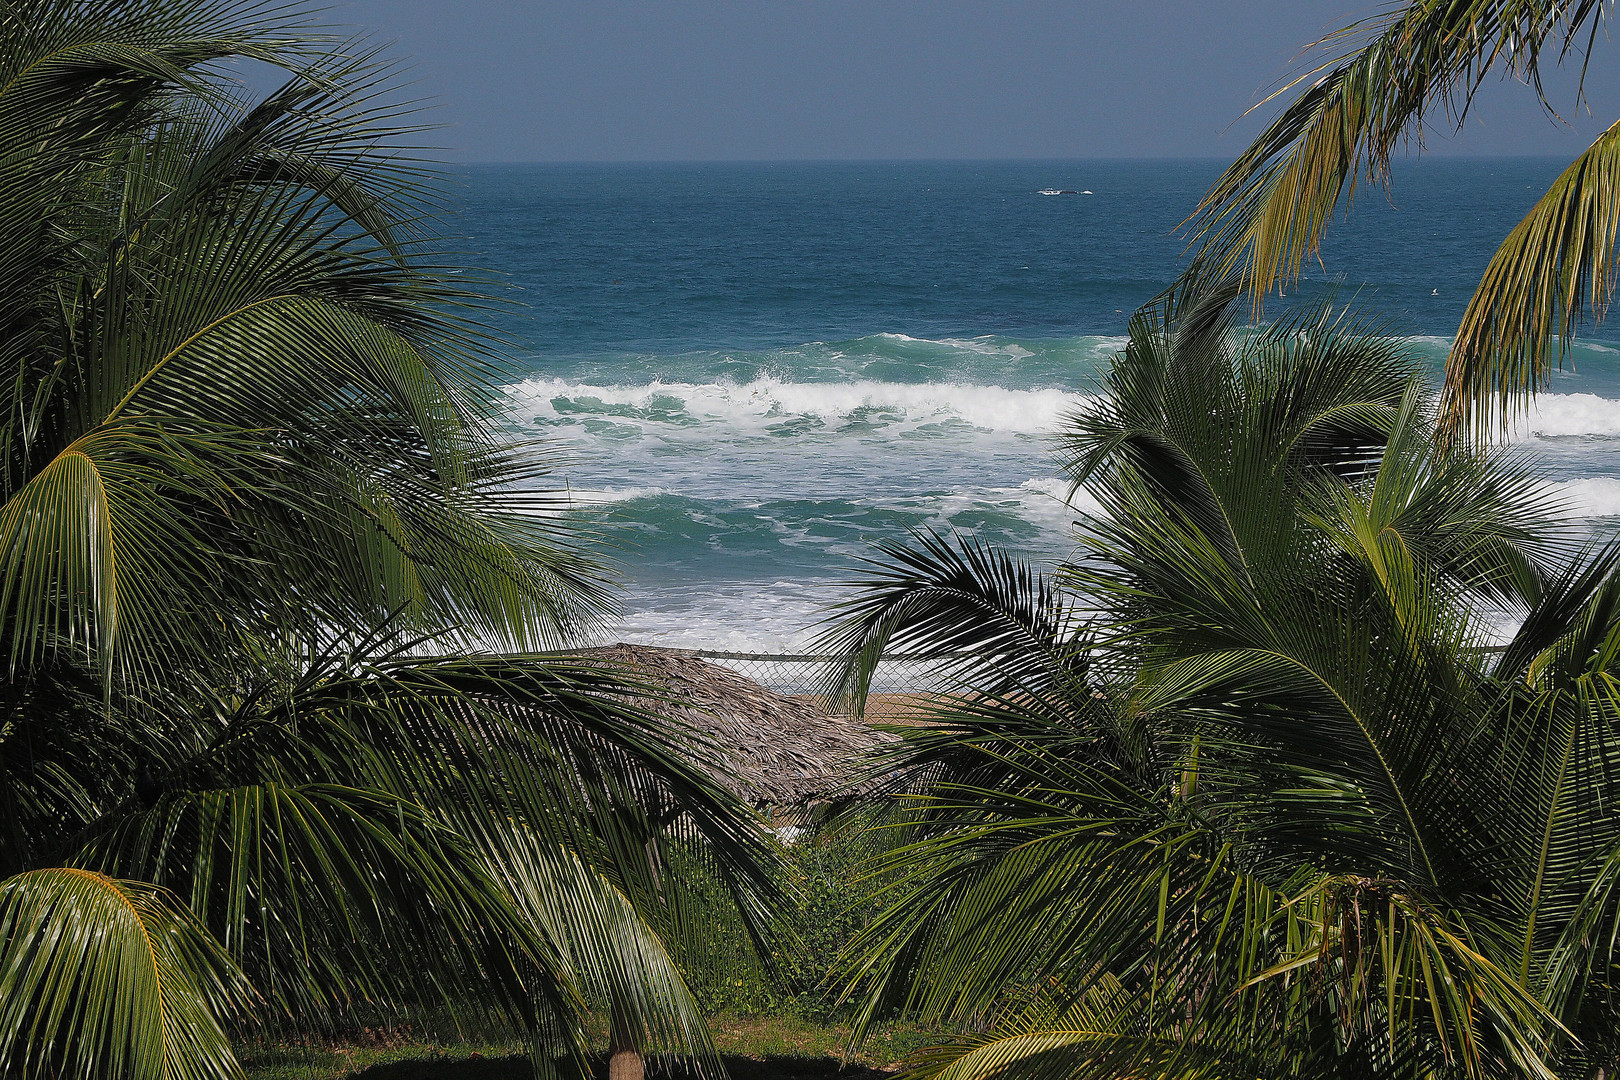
[1516,394,1620,440]
[510,375,1092,436]
[1549,477,1620,517]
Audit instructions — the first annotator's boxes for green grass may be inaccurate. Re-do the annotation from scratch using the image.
[240,1015,927,1080]
[241,1038,527,1080]
[708,1014,929,1070]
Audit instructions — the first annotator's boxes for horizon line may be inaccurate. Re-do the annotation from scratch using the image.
[452,152,1582,167]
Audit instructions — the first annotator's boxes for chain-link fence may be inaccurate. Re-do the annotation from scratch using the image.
[686,649,954,722]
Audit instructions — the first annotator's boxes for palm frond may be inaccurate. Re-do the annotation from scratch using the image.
[0,0,615,677]
[492,824,721,1076]
[1444,117,1620,438]
[0,867,252,1080]
[0,4,779,1074]
[53,641,780,1040]
[832,277,1619,1077]
[817,530,1089,716]
[82,781,564,1029]
[1188,0,1608,302]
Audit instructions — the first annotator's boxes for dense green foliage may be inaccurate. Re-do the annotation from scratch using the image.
[824,276,1620,1080]
[672,829,891,1022]
[0,4,776,1079]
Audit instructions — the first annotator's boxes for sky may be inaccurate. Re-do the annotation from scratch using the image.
[335,1,1620,162]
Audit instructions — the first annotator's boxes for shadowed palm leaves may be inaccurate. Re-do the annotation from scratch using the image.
[825,279,1620,1079]
[0,4,778,1078]
[1185,1,1620,437]
[2,635,776,1080]
[0,0,609,683]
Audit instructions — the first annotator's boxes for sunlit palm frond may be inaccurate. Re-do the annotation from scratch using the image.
[0,423,242,680]
[1189,2,1620,436]
[1303,385,1563,630]
[899,979,1237,1080]
[1444,117,1620,438]
[492,824,722,1076]
[1189,0,1608,302]
[0,867,252,1080]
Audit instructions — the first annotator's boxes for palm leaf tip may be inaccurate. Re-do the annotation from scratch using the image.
[1189,0,1619,437]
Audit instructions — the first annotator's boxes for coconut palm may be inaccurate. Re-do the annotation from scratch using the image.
[1187,1,1619,438]
[3,631,777,1080]
[823,277,1620,1079]
[0,4,778,1078]
[0,0,611,685]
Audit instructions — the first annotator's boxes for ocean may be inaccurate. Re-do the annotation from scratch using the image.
[450,159,1620,650]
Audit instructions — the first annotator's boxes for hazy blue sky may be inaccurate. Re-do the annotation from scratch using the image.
[337,1,1620,162]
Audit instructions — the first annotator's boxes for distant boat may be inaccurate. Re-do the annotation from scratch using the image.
[1037,188,1080,195]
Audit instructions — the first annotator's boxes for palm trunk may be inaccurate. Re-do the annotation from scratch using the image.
[608,1001,643,1080]
[608,1045,644,1080]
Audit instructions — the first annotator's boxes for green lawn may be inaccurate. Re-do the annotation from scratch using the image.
[241,1016,926,1080]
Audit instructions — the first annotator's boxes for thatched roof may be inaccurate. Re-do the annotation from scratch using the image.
[582,644,895,818]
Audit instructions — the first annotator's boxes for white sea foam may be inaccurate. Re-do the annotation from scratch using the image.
[567,486,668,505]
[1513,394,1620,439]
[1547,477,1620,517]
[983,477,1105,533]
[1392,335,1455,351]
[1017,476,1105,518]
[509,375,1093,436]
[847,331,1061,358]
[598,580,830,652]
[948,477,1101,530]
[515,379,1620,442]
[857,476,1101,544]
[1388,333,1620,357]
[936,336,1036,359]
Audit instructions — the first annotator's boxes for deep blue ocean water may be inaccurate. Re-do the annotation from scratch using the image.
[448,159,1620,649]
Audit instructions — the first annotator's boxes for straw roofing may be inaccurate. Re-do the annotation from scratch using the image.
[581,644,895,818]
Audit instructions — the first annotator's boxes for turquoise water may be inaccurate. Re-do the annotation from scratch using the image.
[453,160,1620,648]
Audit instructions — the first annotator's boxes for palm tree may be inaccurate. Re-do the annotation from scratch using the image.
[3,631,778,1080]
[0,0,611,679]
[1187,1,1620,438]
[822,276,1620,1079]
[0,4,778,1078]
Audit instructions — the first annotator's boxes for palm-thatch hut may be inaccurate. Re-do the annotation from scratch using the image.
[581,644,895,823]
